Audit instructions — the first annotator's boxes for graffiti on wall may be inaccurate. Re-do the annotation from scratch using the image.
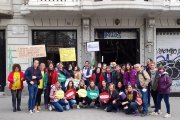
[157,49,180,91]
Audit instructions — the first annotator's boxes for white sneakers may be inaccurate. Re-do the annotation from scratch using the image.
[104,107,107,111]
[164,113,171,118]
[77,105,80,109]
[150,112,158,115]
[158,110,162,114]
[49,105,52,111]
[29,110,33,115]
[150,112,171,118]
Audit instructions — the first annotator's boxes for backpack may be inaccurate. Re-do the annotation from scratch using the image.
[164,74,172,91]
[133,88,143,98]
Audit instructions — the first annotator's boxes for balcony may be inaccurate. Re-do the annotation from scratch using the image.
[0,0,13,18]
[20,0,180,15]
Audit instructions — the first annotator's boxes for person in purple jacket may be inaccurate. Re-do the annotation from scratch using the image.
[150,66,172,118]
[123,63,137,87]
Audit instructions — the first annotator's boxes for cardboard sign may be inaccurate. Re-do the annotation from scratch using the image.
[59,48,76,62]
[77,89,87,97]
[58,74,66,82]
[87,42,100,52]
[16,45,46,59]
[65,79,80,87]
[55,90,64,99]
[65,90,76,99]
[87,91,99,99]
[99,93,111,102]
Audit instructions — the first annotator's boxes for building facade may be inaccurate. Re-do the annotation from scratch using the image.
[1,0,180,94]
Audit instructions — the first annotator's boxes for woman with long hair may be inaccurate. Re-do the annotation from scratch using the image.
[75,80,87,109]
[106,84,121,113]
[102,64,107,73]
[66,64,74,78]
[150,66,172,118]
[90,67,104,89]
[123,63,136,87]
[44,62,58,109]
[74,66,81,80]
[102,66,112,85]
[122,84,142,116]
[65,81,76,109]
[35,63,45,111]
[49,80,69,112]
[8,64,25,112]
[112,65,123,85]
[86,80,99,109]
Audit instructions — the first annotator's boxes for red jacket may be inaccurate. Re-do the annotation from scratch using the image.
[8,72,25,90]
[90,73,104,89]
[44,69,58,86]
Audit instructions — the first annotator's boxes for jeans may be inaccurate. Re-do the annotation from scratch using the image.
[11,89,22,108]
[36,89,43,106]
[45,84,51,105]
[61,82,65,91]
[151,89,161,109]
[68,99,76,106]
[107,102,121,112]
[125,102,139,114]
[85,80,90,87]
[52,99,69,112]
[140,87,148,114]
[155,94,170,114]
[28,84,38,110]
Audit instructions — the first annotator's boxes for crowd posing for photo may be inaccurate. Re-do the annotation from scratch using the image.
[7,58,172,118]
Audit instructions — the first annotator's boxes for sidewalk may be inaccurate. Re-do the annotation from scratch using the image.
[0,96,179,120]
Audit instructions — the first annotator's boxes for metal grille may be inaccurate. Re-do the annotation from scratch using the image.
[0,31,6,92]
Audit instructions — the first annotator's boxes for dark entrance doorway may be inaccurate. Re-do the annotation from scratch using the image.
[95,29,140,65]
[32,30,77,67]
[0,31,6,92]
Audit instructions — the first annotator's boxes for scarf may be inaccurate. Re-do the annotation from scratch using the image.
[106,71,111,83]
[150,69,156,86]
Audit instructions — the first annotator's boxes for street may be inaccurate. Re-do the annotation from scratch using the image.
[0,96,179,120]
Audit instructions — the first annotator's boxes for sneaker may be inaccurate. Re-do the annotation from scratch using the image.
[115,108,119,113]
[77,105,80,109]
[134,111,140,116]
[33,109,39,113]
[29,110,33,115]
[49,105,52,111]
[82,105,86,108]
[141,113,148,117]
[87,105,90,108]
[94,105,98,109]
[150,112,158,115]
[123,106,128,110]
[45,104,48,109]
[138,107,142,113]
[104,107,107,111]
[164,113,171,118]
[70,105,73,109]
[158,110,162,114]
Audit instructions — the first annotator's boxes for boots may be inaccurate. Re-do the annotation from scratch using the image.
[34,106,38,110]
[37,106,41,111]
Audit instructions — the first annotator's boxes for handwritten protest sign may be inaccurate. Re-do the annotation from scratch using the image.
[16,45,46,59]
[59,48,76,62]
[65,79,80,87]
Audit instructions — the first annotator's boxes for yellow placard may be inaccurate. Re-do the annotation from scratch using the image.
[55,90,64,99]
[59,48,76,62]
[77,89,87,97]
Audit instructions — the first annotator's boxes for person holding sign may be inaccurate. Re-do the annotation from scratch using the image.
[66,64,75,79]
[43,62,58,109]
[8,64,25,112]
[24,60,42,114]
[65,81,76,109]
[122,84,142,116]
[74,66,81,80]
[49,80,69,112]
[56,62,68,90]
[106,84,121,113]
[75,80,87,109]
[90,67,104,89]
[86,80,99,109]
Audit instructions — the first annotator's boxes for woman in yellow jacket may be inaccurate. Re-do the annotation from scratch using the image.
[35,63,45,111]
[74,66,81,80]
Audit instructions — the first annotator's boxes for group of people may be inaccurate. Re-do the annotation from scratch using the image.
[7,58,172,118]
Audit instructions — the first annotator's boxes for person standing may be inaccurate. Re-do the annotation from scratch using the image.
[66,64,74,78]
[113,65,123,86]
[82,61,92,86]
[124,63,137,87]
[150,66,172,118]
[56,62,68,90]
[24,60,42,114]
[135,64,150,117]
[8,64,25,112]
[102,64,107,73]
[35,63,45,111]
[74,66,81,80]
[102,66,112,85]
[44,62,58,109]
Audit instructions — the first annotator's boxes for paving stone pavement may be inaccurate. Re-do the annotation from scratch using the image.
[0,96,179,120]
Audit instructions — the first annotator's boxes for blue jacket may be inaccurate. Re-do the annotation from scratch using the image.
[56,68,68,79]
[24,67,42,85]
[82,66,91,81]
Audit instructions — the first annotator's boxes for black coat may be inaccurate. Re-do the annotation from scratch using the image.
[112,71,123,86]
[107,90,120,105]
